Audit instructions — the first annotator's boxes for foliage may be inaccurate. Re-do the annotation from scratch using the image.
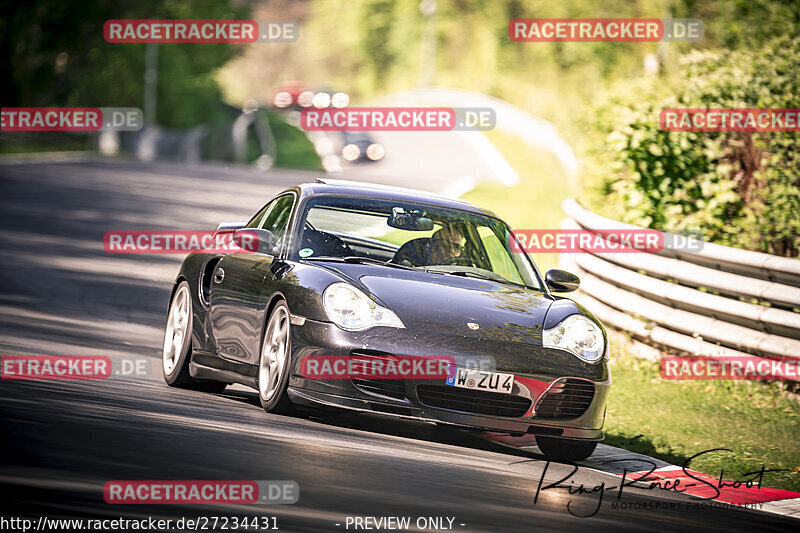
[236,0,681,121]
[582,36,800,256]
[264,111,323,170]
[0,0,247,128]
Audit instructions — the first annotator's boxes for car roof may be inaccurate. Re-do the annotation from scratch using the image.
[292,179,498,218]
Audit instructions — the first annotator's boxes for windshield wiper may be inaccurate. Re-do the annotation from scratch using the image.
[305,257,535,288]
[303,255,417,271]
[424,268,523,286]
[435,270,503,282]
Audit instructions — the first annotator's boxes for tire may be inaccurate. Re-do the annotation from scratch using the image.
[257,300,295,414]
[536,436,598,461]
[162,281,226,393]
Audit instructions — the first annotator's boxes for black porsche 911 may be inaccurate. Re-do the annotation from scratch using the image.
[162,179,610,460]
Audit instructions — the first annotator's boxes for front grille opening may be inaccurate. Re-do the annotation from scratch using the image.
[416,385,531,418]
[535,378,595,419]
[352,378,407,399]
[349,352,407,400]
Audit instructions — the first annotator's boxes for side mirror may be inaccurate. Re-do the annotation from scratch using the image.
[213,221,247,235]
[235,228,278,255]
[545,269,580,293]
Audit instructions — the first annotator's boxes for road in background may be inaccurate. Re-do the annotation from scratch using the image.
[324,129,516,195]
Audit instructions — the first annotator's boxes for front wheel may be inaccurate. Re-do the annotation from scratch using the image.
[162,281,226,393]
[257,301,295,414]
[536,436,598,461]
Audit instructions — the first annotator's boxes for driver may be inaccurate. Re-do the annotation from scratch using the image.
[428,224,465,264]
[393,223,465,266]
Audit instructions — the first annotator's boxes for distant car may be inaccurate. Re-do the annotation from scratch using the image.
[310,88,349,109]
[341,131,384,162]
[162,179,610,461]
[272,83,350,111]
[272,81,314,110]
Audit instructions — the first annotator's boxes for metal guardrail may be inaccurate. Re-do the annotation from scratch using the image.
[559,199,800,361]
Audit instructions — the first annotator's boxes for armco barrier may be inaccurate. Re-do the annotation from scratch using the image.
[558,199,800,363]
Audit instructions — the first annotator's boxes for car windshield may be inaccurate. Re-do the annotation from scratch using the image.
[292,195,542,290]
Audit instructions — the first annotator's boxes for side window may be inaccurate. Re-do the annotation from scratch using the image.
[477,226,524,284]
[260,194,295,239]
[245,204,271,229]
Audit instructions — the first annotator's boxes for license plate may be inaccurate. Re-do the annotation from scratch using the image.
[445,368,514,393]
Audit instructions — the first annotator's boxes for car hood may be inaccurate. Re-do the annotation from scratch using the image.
[319,262,553,346]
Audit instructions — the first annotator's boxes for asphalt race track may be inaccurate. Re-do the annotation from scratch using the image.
[1,158,796,532]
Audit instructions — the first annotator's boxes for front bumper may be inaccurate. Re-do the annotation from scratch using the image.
[286,318,610,441]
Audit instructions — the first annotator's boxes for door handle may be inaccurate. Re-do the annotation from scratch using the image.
[213,268,225,284]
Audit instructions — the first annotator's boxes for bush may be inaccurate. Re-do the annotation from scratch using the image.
[264,112,323,171]
[582,36,800,257]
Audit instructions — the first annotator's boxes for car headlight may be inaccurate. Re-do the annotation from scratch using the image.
[342,144,361,161]
[331,92,350,108]
[312,92,331,108]
[543,314,604,362]
[273,91,292,108]
[323,282,405,331]
[366,143,384,161]
[297,90,314,107]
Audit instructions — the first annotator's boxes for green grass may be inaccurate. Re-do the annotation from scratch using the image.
[0,112,322,171]
[264,111,322,171]
[461,130,576,273]
[605,334,800,492]
[0,145,85,154]
[0,133,92,154]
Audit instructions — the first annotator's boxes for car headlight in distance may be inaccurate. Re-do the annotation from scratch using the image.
[331,92,349,108]
[543,314,604,362]
[366,143,384,161]
[323,282,405,331]
[273,91,292,108]
[342,144,361,161]
[312,92,331,108]
[297,90,314,107]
